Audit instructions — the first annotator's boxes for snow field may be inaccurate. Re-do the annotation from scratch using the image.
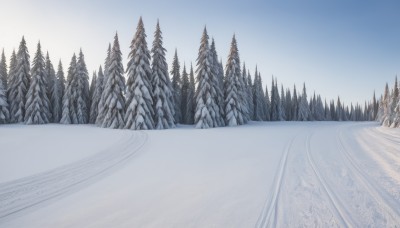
[1,122,400,227]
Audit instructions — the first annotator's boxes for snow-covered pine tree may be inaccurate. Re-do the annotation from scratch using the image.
[292,85,298,121]
[280,85,286,121]
[315,95,325,121]
[324,99,331,120]
[185,63,195,124]
[89,66,104,124]
[0,68,9,124]
[25,42,50,124]
[89,71,97,108]
[44,52,56,122]
[210,38,225,126]
[194,27,221,129]
[258,72,267,120]
[60,54,78,124]
[330,100,336,121]
[171,49,182,124]
[384,76,398,127]
[252,68,265,121]
[298,83,310,121]
[10,37,30,123]
[372,91,378,121]
[377,83,389,123]
[224,35,246,126]
[181,64,189,124]
[264,84,271,121]
[243,64,253,120]
[0,50,7,90]
[336,97,342,121]
[150,21,175,129]
[125,17,154,130]
[101,33,126,129]
[7,50,17,102]
[74,49,90,124]
[285,89,292,121]
[51,61,64,123]
[270,77,279,121]
[246,70,254,120]
[95,44,112,125]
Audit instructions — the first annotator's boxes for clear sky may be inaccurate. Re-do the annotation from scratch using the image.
[1,0,399,105]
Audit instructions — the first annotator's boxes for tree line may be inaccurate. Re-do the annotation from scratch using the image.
[0,18,374,128]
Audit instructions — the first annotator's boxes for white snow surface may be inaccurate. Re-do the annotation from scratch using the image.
[1,122,400,227]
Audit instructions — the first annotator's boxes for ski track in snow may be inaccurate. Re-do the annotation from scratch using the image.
[0,131,147,223]
[306,132,353,227]
[255,134,297,228]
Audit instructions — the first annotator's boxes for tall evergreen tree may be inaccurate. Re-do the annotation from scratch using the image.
[210,38,225,126]
[89,66,104,123]
[10,37,30,122]
[171,49,182,123]
[224,35,246,126]
[96,44,112,125]
[151,21,175,129]
[74,49,90,124]
[60,54,77,124]
[0,68,9,124]
[181,64,190,124]
[292,85,298,121]
[336,97,343,121]
[25,42,50,124]
[0,50,7,91]
[7,50,17,101]
[89,71,97,106]
[264,84,271,121]
[52,61,64,123]
[280,85,286,120]
[384,76,398,127]
[252,68,264,121]
[44,52,56,122]
[298,83,309,121]
[124,17,154,130]
[285,89,292,121]
[246,70,254,120]
[194,27,220,129]
[185,63,195,124]
[101,33,126,129]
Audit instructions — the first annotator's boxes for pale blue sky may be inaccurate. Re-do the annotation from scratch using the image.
[1,0,399,105]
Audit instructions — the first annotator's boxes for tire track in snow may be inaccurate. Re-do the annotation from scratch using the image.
[0,131,147,222]
[337,127,400,221]
[255,135,297,228]
[305,132,354,228]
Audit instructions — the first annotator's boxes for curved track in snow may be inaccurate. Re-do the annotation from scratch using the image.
[0,131,147,222]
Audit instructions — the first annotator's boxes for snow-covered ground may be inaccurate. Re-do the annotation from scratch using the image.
[0,122,399,227]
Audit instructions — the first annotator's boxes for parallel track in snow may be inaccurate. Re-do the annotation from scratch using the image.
[255,135,296,228]
[337,128,400,221]
[0,131,147,222]
[305,133,353,228]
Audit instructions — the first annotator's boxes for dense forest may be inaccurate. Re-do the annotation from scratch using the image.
[0,18,381,129]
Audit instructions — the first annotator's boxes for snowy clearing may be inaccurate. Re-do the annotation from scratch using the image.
[1,122,400,227]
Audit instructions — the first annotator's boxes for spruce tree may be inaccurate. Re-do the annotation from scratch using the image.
[90,66,104,123]
[101,33,126,129]
[10,37,30,123]
[89,71,97,107]
[75,49,90,124]
[0,69,9,124]
[298,83,310,121]
[194,27,220,129]
[246,70,254,120]
[210,38,225,126]
[384,76,399,127]
[181,64,189,124]
[224,35,246,126]
[285,89,292,121]
[171,49,182,124]
[25,42,50,124]
[0,50,7,91]
[264,84,271,121]
[96,44,112,125]
[292,85,298,121]
[280,85,286,120]
[7,50,17,102]
[44,52,56,122]
[60,54,77,124]
[185,63,195,124]
[124,17,154,130]
[252,68,264,121]
[151,21,175,129]
[52,61,64,123]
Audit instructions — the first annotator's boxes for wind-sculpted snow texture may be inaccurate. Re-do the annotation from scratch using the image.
[1,122,400,227]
